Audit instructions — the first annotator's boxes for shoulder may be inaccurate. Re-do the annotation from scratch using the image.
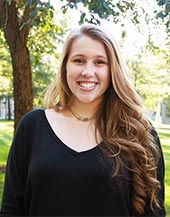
[22,108,44,120]
[144,116,161,148]
[16,108,45,130]
[150,126,161,147]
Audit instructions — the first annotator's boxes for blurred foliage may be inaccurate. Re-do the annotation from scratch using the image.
[0,0,169,113]
[0,0,69,108]
[62,0,170,32]
[156,0,170,29]
[127,46,170,110]
[0,32,12,99]
[166,97,170,116]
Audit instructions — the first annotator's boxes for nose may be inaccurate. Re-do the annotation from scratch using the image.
[81,63,95,77]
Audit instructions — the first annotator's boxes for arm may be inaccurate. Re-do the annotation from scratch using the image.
[144,128,166,217]
[0,118,27,216]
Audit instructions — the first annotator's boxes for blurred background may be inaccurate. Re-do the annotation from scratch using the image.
[0,0,169,214]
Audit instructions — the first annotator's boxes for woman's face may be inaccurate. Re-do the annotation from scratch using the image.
[66,35,110,106]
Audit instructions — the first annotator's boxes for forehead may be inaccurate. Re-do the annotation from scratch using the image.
[69,35,107,57]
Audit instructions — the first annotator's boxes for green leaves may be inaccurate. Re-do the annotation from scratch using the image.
[61,0,170,32]
[156,0,170,29]
[61,0,138,24]
[0,32,12,98]
[127,47,170,110]
[28,0,54,28]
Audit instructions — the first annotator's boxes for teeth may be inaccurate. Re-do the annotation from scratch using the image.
[79,82,96,89]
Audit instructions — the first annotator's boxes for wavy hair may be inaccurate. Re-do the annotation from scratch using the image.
[45,23,161,216]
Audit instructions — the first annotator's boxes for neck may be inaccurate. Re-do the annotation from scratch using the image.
[70,102,99,117]
[68,107,94,122]
[68,102,100,122]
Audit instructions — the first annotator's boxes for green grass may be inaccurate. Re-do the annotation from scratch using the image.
[157,124,170,215]
[0,119,13,207]
[0,172,5,204]
[0,120,14,166]
[0,120,169,215]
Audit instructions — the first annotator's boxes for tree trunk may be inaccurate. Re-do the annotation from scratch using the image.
[11,43,33,130]
[0,0,33,131]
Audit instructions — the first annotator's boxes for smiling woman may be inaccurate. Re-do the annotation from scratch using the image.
[66,35,110,108]
[0,24,165,217]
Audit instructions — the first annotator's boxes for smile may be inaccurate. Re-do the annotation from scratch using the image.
[78,81,97,89]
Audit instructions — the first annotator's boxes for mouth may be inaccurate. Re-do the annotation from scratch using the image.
[78,81,98,90]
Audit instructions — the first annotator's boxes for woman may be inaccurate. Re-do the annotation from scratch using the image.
[0,24,165,216]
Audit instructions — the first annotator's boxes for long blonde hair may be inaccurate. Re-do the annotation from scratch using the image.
[45,24,161,216]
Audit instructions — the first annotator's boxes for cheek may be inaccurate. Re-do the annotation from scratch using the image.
[66,70,75,84]
[100,70,111,86]
[102,74,111,92]
[66,68,76,91]
[66,63,77,78]
[66,67,81,90]
[66,64,72,83]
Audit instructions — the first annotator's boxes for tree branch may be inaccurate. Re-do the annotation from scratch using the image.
[0,0,19,51]
[20,5,30,45]
[0,0,8,29]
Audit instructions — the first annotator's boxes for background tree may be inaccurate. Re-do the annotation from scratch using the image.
[0,0,59,130]
[0,31,13,119]
[0,0,169,130]
[61,0,170,26]
[166,97,170,117]
[27,9,68,107]
[156,0,170,29]
[127,48,170,109]
[0,0,33,130]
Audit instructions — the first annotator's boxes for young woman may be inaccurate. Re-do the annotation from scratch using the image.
[0,24,165,216]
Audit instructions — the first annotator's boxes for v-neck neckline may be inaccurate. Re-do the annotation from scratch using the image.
[40,109,102,155]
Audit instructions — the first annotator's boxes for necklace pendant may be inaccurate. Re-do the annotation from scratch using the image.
[79,117,90,122]
[68,107,92,122]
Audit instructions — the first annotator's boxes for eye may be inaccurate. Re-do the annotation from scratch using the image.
[73,59,83,63]
[95,60,107,65]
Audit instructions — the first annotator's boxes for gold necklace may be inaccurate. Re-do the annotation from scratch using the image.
[68,107,93,122]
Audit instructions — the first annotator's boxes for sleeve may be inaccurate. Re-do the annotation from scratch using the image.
[0,118,27,216]
[144,128,166,217]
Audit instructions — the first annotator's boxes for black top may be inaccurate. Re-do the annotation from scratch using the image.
[0,109,165,216]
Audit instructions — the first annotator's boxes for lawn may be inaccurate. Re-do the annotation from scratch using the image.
[0,120,14,166]
[0,120,169,215]
[157,124,170,215]
[0,119,14,208]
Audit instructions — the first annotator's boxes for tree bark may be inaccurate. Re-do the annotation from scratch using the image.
[11,41,33,130]
[0,0,33,131]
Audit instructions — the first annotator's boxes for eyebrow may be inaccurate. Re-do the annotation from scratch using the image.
[71,54,108,59]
